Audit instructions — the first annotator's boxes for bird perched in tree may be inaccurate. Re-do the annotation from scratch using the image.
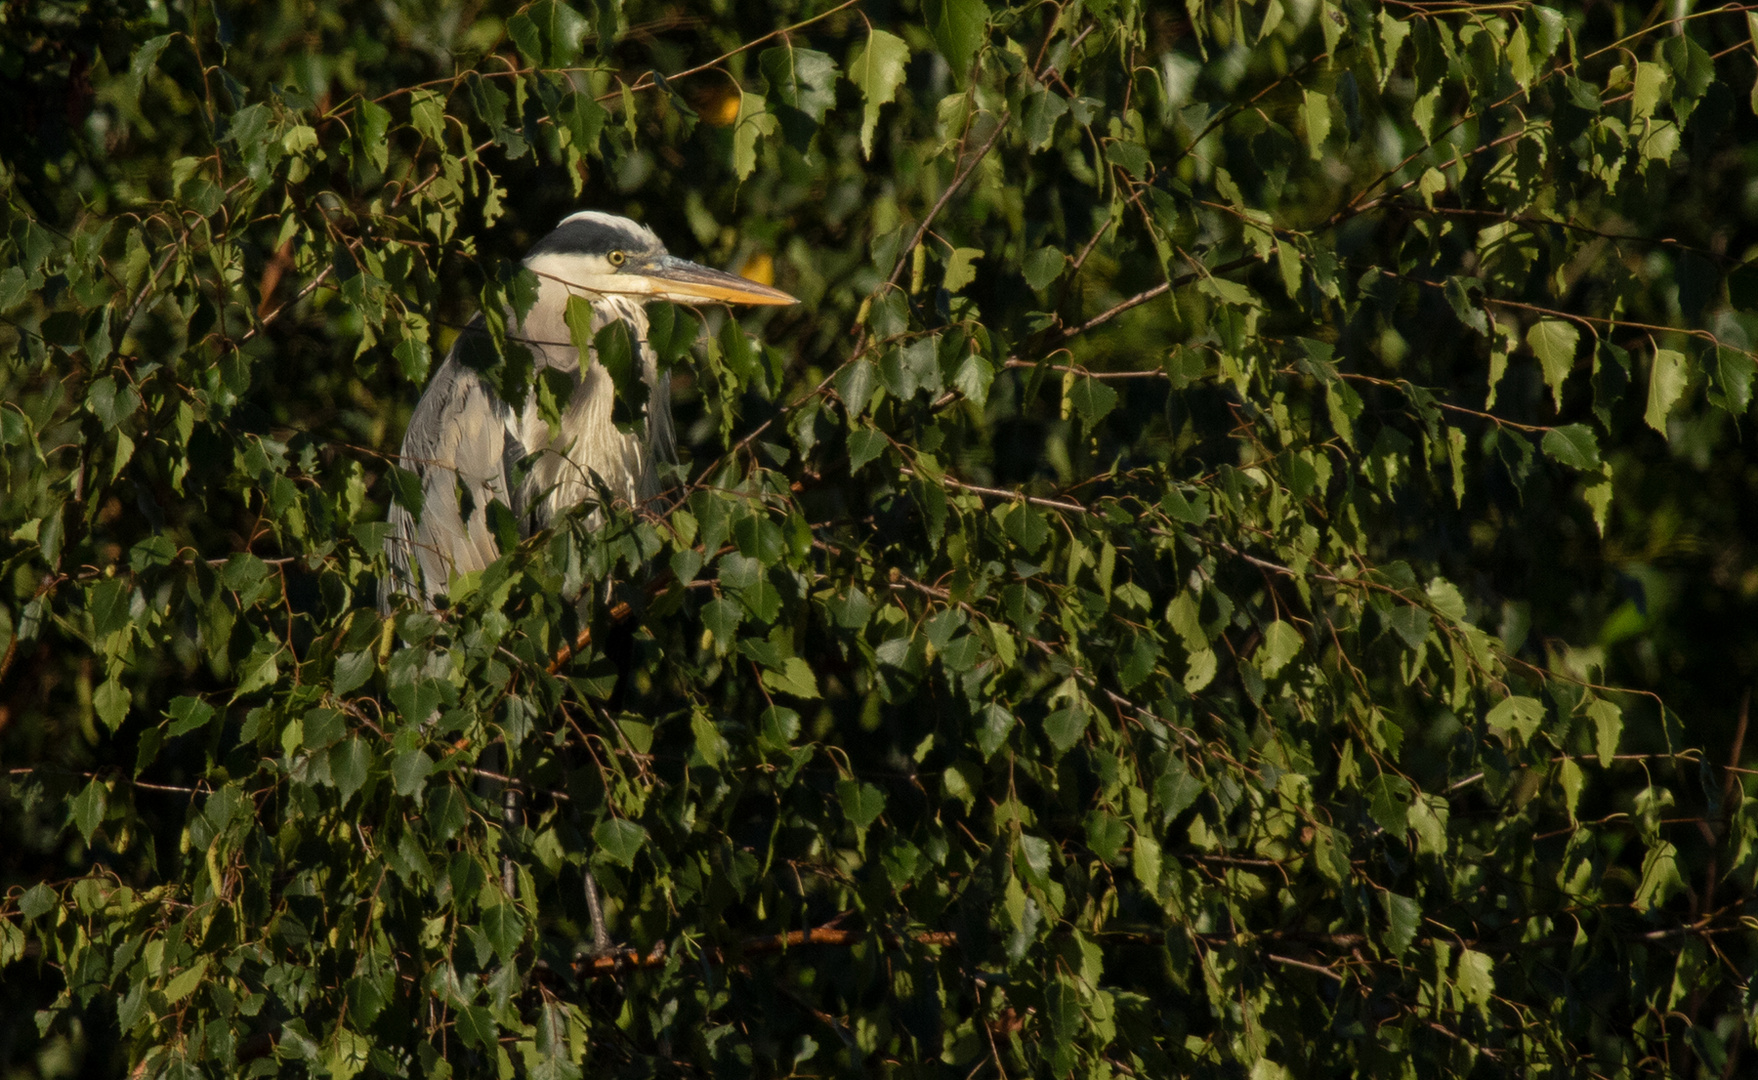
[382,210,796,608]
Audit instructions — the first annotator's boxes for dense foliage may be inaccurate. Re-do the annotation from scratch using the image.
[5,0,1758,1076]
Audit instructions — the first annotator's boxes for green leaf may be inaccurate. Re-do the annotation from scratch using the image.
[759,45,837,122]
[692,711,729,766]
[1367,774,1412,833]
[166,696,215,737]
[1645,347,1688,433]
[457,1006,499,1053]
[999,503,1046,557]
[1183,648,1217,693]
[1631,61,1667,122]
[938,633,982,671]
[507,11,544,65]
[480,903,525,963]
[848,29,909,158]
[847,426,888,474]
[952,353,994,405]
[392,750,435,797]
[467,71,526,156]
[731,91,776,181]
[1256,620,1301,678]
[1067,376,1117,429]
[1105,141,1149,179]
[1084,811,1128,863]
[1485,695,1545,742]
[617,719,653,754]
[1160,487,1208,525]
[1558,755,1584,820]
[1416,167,1447,209]
[1301,89,1332,158]
[386,465,426,524]
[1584,465,1613,536]
[126,35,172,106]
[94,677,131,733]
[1383,605,1430,650]
[590,317,646,428]
[1410,793,1449,856]
[1661,34,1714,125]
[1541,423,1601,471]
[129,535,176,573]
[593,818,648,868]
[720,553,780,622]
[326,1030,372,1080]
[1023,87,1068,150]
[827,588,875,629]
[1326,378,1364,449]
[163,958,208,1004]
[0,266,29,313]
[759,705,800,748]
[922,0,987,81]
[331,737,371,807]
[942,247,982,293]
[1633,840,1683,913]
[357,99,392,171]
[1588,697,1622,767]
[1022,246,1065,290]
[1132,829,1162,893]
[333,650,375,695]
[1455,949,1496,1011]
[17,883,55,921]
[1379,892,1421,957]
[880,340,931,399]
[1713,347,1755,414]
[1444,277,1489,336]
[1526,319,1580,411]
[835,359,877,416]
[232,639,282,700]
[976,704,1015,759]
[760,657,820,699]
[86,376,141,429]
[700,599,743,652]
[70,779,107,845]
[1043,707,1089,753]
[409,88,447,144]
[304,708,346,750]
[838,780,887,829]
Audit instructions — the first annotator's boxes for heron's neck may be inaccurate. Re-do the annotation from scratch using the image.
[579,293,675,463]
[587,294,652,345]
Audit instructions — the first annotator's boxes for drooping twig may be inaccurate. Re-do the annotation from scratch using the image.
[574,923,958,975]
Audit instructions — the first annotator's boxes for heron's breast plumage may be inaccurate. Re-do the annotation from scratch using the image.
[506,281,672,529]
[383,256,675,608]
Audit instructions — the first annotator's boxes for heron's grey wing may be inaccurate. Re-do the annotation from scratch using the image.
[383,334,525,608]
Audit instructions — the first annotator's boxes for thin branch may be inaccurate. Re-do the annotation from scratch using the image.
[4,767,205,796]
[1336,372,1553,433]
[899,467,1086,513]
[576,923,958,975]
[885,116,1012,290]
[1267,953,1346,982]
[605,0,867,104]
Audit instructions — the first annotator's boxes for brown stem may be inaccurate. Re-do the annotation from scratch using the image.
[575,923,959,975]
[884,115,1012,290]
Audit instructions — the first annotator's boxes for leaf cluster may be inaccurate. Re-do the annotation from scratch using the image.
[4,1,1758,1078]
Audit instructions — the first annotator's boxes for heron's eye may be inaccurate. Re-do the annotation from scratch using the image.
[607,250,626,267]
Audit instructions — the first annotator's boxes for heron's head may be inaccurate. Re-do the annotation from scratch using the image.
[524,210,797,307]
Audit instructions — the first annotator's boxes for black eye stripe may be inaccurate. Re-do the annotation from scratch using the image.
[528,218,657,260]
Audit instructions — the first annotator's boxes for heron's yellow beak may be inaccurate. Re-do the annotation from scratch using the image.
[633,255,798,306]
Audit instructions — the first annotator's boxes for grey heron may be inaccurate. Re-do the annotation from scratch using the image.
[379,211,795,953]
[382,210,797,609]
